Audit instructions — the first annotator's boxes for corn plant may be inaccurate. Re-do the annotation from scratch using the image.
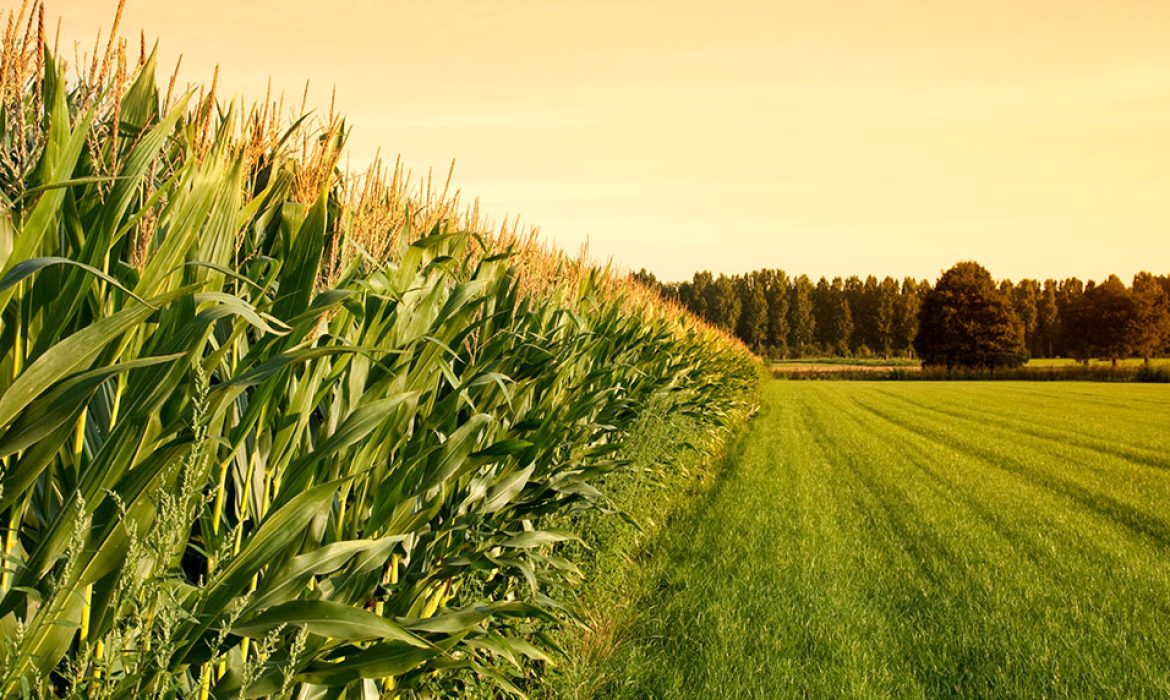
[0,4,758,697]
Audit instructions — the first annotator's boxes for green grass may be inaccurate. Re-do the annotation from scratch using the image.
[536,389,755,698]
[583,381,1170,698]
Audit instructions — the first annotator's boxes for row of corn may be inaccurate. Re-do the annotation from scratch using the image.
[0,4,758,697]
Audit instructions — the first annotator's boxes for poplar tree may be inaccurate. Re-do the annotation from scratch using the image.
[1011,279,1040,356]
[736,273,769,351]
[893,277,922,356]
[763,270,791,357]
[1036,280,1060,357]
[705,274,741,332]
[875,277,899,357]
[829,277,854,355]
[788,275,817,357]
[843,276,866,354]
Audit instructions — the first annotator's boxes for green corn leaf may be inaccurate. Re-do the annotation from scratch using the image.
[0,287,190,431]
[0,353,183,458]
[421,413,492,491]
[272,185,328,320]
[479,464,536,514]
[297,644,438,685]
[174,480,343,665]
[234,600,430,647]
[402,605,493,634]
[0,255,151,305]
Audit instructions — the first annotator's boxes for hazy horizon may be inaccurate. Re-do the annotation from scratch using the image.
[45,0,1170,283]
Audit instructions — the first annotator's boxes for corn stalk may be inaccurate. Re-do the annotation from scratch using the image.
[0,5,758,698]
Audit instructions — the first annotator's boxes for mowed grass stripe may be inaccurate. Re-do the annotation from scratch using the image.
[817,385,1170,617]
[590,381,1170,698]
[864,383,1170,469]
[845,387,1170,615]
[803,386,1065,578]
[797,389,1083,697]
[794,382,1170,694]
[847,385,1170,548]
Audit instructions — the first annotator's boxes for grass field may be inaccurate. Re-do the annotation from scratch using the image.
[576,381,1170,698]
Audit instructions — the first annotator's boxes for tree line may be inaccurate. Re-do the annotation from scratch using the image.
[633,266,1170,363]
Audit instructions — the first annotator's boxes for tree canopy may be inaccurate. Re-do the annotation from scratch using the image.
[639,263,1169,363]
[913,262,1027,369]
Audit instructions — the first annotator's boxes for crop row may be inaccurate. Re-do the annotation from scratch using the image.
[0,11,757,698]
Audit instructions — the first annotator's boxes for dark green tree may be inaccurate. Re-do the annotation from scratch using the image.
[631,268,660,292]
[893,277,922,356]
[851,276,881,355]
[874,277,899,357]
[1035,280,1060,357]
[762,269,790,357]
[842,276,866,354]
[1010,279,1040,357]
[1061,276,1135,366]
[680,271,714,320]
[706,274,741,333]
[913,262,1027,369]
[787,275,816,357]
[828,277,854,355]
[1131,272,1170,361]
[735,273,768,351]
[811,277,835,353]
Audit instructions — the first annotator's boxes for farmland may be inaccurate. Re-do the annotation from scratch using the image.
[4,3,1169,698]
[0,11,757,696]
[568,381,1170,698]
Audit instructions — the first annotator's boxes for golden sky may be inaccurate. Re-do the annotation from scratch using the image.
[41,0,1170,282]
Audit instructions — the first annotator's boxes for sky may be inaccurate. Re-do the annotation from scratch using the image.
[36,0,1170,282]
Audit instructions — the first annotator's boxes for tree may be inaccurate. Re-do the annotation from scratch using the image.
[874,277,899,357]
[812,276,851,356]
[913,262,1027,369]
[1131,272,1170,361]
[631,268,660,292]
[843,276,866,354]
[1035,280,1060,358]
[893,277,922,357]
[681,271,714,320]
[828,277,853,355]
[1050,278,1085,357]
[787,275,816,357]
[762,270,790,358]
[706,274,741,333]
[811,277,833,352]
[851,275,881,355]
[1061,276,1136,365]
[735,273,768,351]
[1010,279,1040,357]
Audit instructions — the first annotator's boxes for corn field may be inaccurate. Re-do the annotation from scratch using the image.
[0,4,758,697]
